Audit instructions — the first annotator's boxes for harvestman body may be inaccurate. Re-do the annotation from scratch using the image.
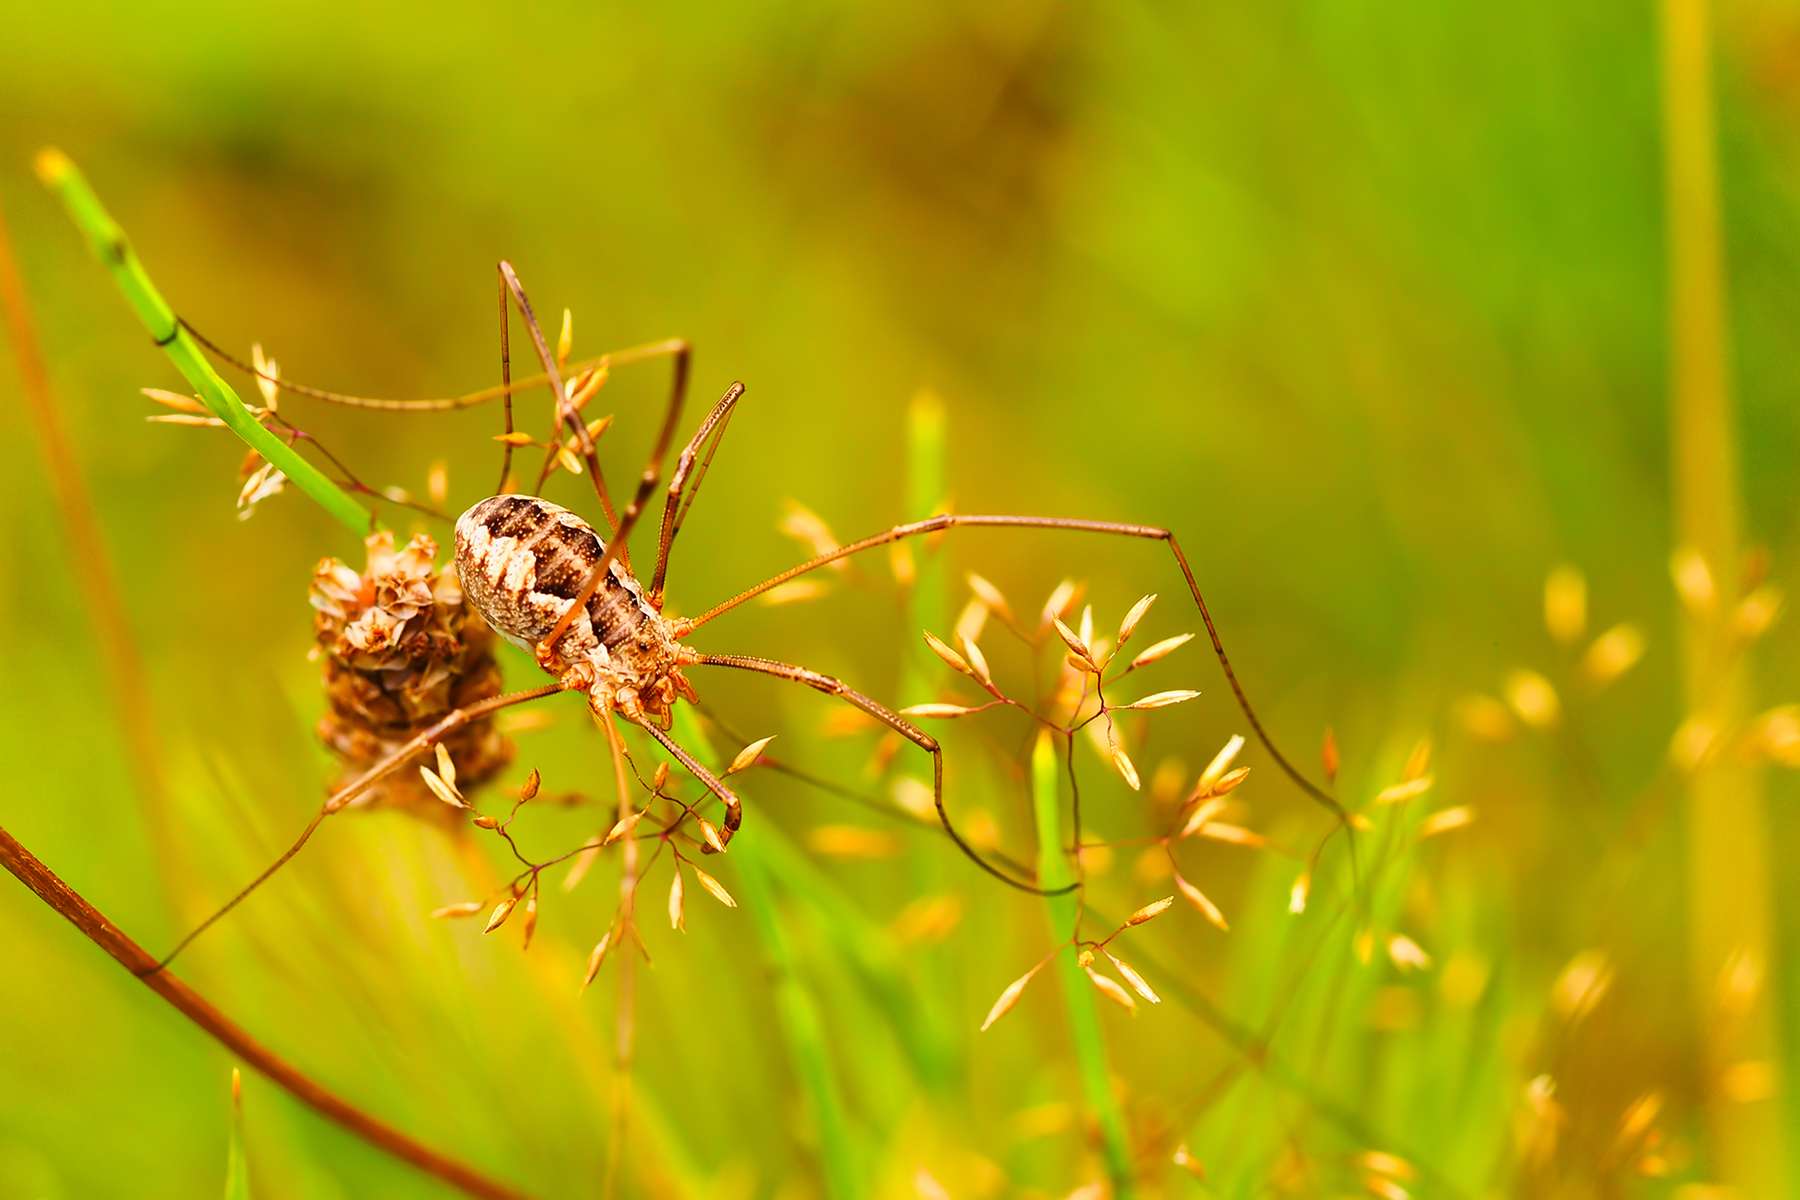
[154,257,1350,969]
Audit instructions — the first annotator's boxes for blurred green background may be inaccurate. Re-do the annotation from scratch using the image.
[3,1,1799,1197]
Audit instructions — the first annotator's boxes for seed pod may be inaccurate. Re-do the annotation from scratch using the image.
[1126,897,1174,926]
[1105,952,1160,1004]
[1131,632,1193,670]
[473,814,500,830]
[967,573,1012,619]
[493,430,536,446]
[728,735,776,774]
[603,810,643,845]
[923,630,973,676]
[651,762,669,792]
[431,901,484,919]
[419,765,465,809]
[692,865,737,908]
[1051,616,1095,667]
[979,959,1047,1032]
[580,932,612,992]
[484,896,518,933]
[960,636,993,685]
[1176,875,1228,931]
[1106,722,1141,791]
[519,769,541,802]
[698,818,726,854]
[1118,594,1156,646]
[556,308,573,368]
[556,446,584,476]
[669,870,685,931]
[1178,797,1228,839]
[435,743,458,790]
[1129,690,1200,710]
[1198,735,1244,790]
[900,703,979,718]
[1085,966,1137,1013]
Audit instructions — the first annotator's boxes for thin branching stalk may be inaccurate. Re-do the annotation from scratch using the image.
[1032,732,1134,1195]
[0,188,193,919]
[673,708,861,1200]
[0,822,533,1200]
[34,149,372,534]
[1660,0,1788,1186]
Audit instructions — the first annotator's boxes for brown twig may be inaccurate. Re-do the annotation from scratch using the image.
[0,822,535,1200]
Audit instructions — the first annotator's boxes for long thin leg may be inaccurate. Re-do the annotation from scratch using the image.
[532,361,715,663]
[494,267,515,494]
[634,717,743,848]
[181,317,685,413]
[149,680,568,972]
[680,514,1345,822]
[648,381,746,606]
[497,262,629,566]
[691,652,1072,895]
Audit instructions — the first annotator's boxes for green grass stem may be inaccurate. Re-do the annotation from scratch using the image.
[673,708,861,1200]
[34,148,373,535]
[1033,731,1134,1196]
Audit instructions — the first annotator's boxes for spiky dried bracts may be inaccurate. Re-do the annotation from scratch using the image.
[311,530,512,815]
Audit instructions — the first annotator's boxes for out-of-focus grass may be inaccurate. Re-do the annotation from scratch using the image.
[2,1,1800,1198]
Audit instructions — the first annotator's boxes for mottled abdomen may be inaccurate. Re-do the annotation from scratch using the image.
[454,495,666,673]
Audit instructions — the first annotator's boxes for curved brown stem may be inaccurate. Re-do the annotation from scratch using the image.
[0,823,535,1200]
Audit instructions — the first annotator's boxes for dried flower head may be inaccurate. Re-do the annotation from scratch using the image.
[312,531,512,816]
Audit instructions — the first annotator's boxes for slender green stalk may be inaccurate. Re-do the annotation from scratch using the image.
[1033,732,1134,1195]
[672,708,860,1200]
[899,387,948,708]
[34,148,372,534]
[1659,1,1787,1189]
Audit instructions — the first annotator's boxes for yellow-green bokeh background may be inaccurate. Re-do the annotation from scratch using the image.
[3,2,1799,1197]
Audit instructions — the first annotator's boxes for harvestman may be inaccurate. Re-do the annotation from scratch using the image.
[155,261,1347,969]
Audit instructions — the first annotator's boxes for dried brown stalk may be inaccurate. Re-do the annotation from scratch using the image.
[0,822,534,1200]
[0,191,190,913]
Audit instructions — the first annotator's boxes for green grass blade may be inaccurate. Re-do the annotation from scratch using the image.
[34,149,374,535]
[223,1069,250,1200]
[673,707,862,1200]
[1033,732,1134,1196]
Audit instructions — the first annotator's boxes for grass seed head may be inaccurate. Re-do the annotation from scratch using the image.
[1198,822,1266,848]
[427,461,448,506]
[1198,734,1245,790]
[1178,797,1228,840]
[955,598,989,645]
[901,703,979,718]
[1106,721,1141,790]
[1387,934,1431,971]
[728,735,777,774]
[1085,965,1138,1013]
[419,765,465,808]
[1132,632,1194,670]
[979,959,1047,1031]
[967,573,1012,619]
[484,896,518,933]
[432,901,484,919]
[521,892,538,949]
[1175,875,1228,930]
[603,811,643,845]
[1051,616,1096,667]
[762,580,824,606]
[669,870,685,931]
[473,814,500,830]
[779,500,842,561]
[493,430,536,446]
[650,762,669,792]
[692,865,737,907]
[1105,952,1161,1003]
[1288,873,1310,914]
[698,818,726,854]
[1129,689,1200,710]
[1172,1145,1206,1178]
[556,446,584,476]
[1322,727,1339,783]
[923,630,972,676]
[434,743,457,790]
[1118,593,1157,646]
[556,308,573,367]
[960,635,993,685]
[142,387,209,414]
[519,768,541,802]
[581,932,612,992]
[1126,896,1174,926]
[1041,579,1078,627]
